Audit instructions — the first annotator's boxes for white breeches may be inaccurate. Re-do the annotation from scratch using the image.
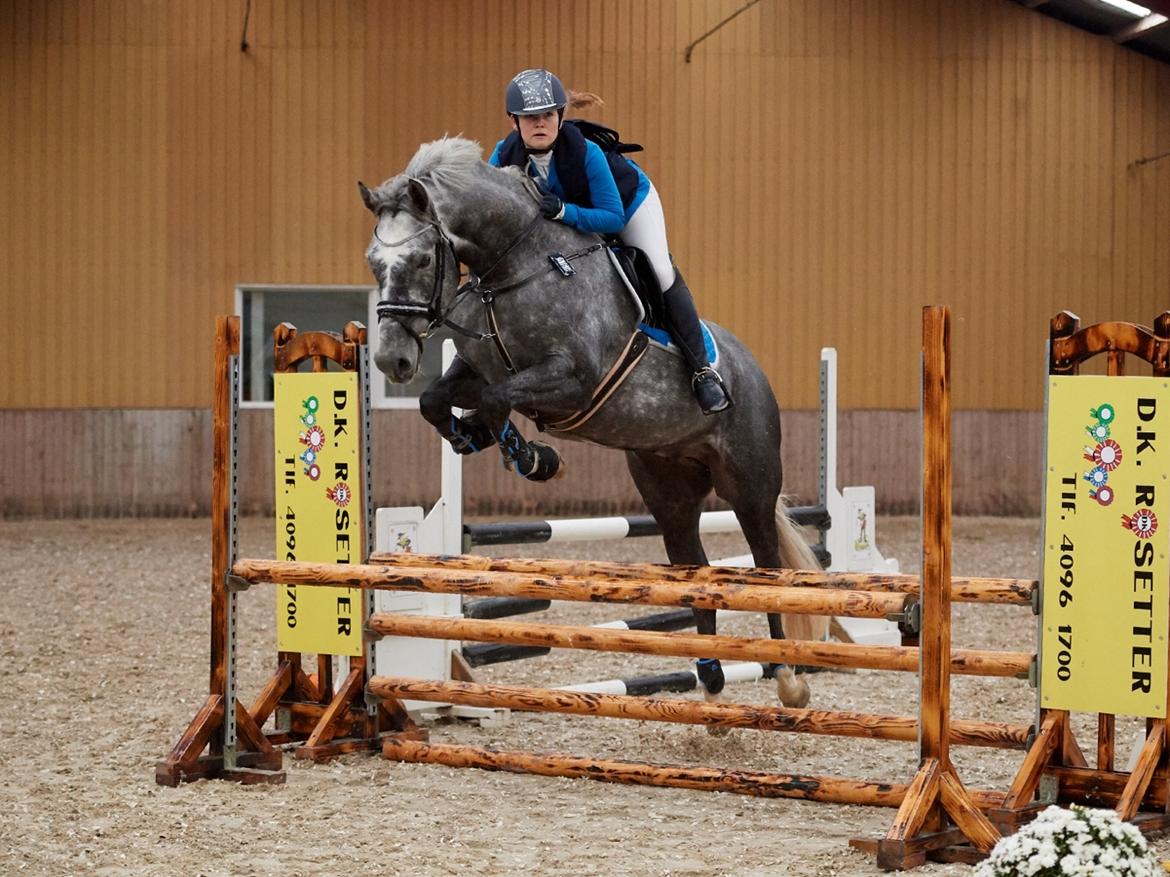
[619,183,675,291]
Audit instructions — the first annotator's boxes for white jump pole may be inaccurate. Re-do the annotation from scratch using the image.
[374,344,901,718]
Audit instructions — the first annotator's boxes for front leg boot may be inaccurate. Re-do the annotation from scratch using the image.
[446,413,494,455]
[516,441,563,481]
[498,423,564,482]
[695,657,726,697]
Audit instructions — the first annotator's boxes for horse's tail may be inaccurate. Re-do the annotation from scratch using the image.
[774,496,831,643]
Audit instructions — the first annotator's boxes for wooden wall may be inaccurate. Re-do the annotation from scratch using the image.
[0,406,1047,518]
[1,0,1168,516]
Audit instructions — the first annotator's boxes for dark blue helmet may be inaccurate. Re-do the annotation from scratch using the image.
[505,68,567,116]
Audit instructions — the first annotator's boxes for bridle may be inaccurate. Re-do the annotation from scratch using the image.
[372,219,465,343]
[372,197,603,373]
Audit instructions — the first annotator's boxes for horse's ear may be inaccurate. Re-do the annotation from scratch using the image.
[358,181,379,214]
[406,178,432,218]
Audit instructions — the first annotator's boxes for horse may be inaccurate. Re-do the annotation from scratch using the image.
[359,136,824,709]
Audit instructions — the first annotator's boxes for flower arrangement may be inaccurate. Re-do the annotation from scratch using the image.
[975,805,1161,877]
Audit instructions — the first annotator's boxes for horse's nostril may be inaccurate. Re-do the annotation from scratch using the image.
[397,357,411,376]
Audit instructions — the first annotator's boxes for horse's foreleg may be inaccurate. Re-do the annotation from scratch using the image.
[477,356,592,482]
[419,357,493,455]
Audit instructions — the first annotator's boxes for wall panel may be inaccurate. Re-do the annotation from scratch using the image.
[2,0,1168,516]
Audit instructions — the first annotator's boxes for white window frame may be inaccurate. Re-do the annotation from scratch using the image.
[234,283,423,410]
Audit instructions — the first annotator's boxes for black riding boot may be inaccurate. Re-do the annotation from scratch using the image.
[662,270,732,415]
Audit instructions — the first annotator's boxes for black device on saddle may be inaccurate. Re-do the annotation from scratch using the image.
[549,252,576,276]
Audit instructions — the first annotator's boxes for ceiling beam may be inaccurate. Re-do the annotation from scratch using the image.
[1114,12,1170,42]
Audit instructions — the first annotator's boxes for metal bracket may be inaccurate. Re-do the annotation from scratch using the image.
[363,624,384,643]
[893,599,921,637]
[1031,585,1041,616]
[1038,773,1059,804]
[364,686,382,707]
[225,573,252,593]
[1027,655,1039,687]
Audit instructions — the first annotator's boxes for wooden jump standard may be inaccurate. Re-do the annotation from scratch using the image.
[158,307,1170,869]
[156,317,417,787]
[990,311,1170,840]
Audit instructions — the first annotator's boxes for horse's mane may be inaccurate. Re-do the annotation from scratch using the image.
[405,136,484,187]
[367,136,533,212]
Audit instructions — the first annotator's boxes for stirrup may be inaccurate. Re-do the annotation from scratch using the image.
[691,367,732,415]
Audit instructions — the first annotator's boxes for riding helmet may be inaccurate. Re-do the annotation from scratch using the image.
[505,68,567,116]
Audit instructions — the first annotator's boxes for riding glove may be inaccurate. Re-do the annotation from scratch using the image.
[538,190,564,220]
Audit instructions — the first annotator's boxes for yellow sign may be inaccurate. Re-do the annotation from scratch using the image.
[1041,376,1170,718]
[273,372,364,656]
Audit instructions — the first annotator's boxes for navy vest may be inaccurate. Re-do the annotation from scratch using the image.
[496,122,640,211]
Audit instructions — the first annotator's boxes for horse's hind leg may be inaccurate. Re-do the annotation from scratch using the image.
[624,451,727,701]
[710,448,812,708]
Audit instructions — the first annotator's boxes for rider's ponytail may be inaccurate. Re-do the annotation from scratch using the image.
[566,90,605,113]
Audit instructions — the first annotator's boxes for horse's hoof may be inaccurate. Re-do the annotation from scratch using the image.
[695,658,725,697]
[517,441,563,482]
[702,687,731,734]
[776,667,811,708]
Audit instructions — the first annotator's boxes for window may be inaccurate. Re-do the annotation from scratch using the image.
[236,284,451,408]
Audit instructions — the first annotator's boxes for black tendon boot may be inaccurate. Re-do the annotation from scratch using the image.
[662,270,732,414]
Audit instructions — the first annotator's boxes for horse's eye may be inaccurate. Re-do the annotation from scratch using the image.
[419,254,432,268]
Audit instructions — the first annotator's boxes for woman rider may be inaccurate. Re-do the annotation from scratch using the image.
[488,68,732,415]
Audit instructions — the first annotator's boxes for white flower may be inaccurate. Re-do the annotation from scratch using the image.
[974,805,1159,877]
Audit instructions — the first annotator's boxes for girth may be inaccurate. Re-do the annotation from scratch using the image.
[537,330,650,433]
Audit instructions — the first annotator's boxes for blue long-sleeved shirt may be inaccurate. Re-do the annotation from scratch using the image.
[489,137,650,235]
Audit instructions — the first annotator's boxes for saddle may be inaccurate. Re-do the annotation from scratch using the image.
[610,246,666,330]
[608,245,718,364]
[536,244,718,435]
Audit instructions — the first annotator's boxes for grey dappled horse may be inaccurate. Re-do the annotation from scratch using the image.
[360,137,823,708]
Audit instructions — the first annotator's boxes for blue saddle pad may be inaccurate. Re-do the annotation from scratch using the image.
[638,321,719,367]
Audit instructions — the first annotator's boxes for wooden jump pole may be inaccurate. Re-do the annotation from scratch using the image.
[363,613,1032,678]
[369,677,1030,749]
[232,558,917,618]
[380,739,1012,812]
[367,551,1037,606]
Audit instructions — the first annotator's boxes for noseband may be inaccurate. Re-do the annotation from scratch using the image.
[372,220,461,342]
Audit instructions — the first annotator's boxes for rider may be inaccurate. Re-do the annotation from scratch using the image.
[488,68,732,416]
